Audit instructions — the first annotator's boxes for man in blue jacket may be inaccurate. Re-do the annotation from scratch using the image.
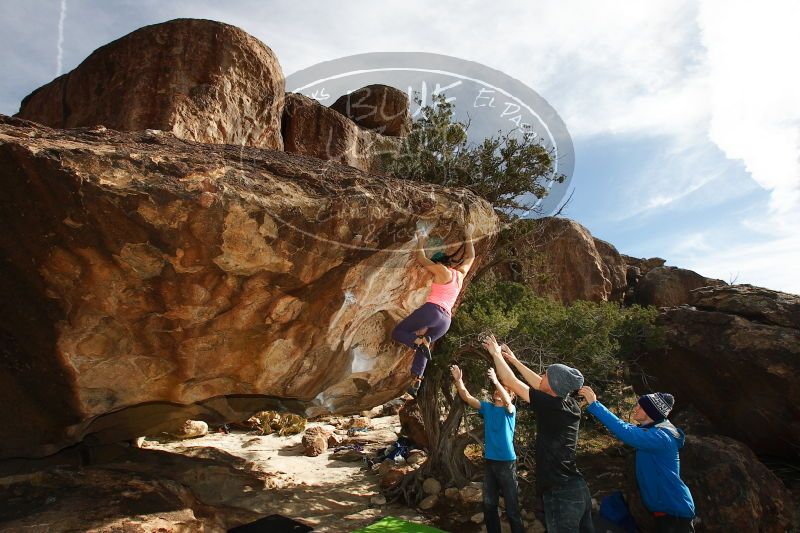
[579,386,695,533]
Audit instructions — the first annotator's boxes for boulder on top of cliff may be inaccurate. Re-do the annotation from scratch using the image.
[330,84,412,137]
[632,284,800,458]
[0,115,498,458]
[16,19,285,150]
[620,254,665,278]
[282,92,399,173]
[633,266,725,307]
[626,434,795,532]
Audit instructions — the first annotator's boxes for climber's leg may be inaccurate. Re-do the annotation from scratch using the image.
[392,304,439,348]
[408,307,452,378]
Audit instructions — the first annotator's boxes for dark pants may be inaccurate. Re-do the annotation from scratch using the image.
[542,477,595,533]
[484,459,525,533]
[391,302,451,377]
[654,515,695,533]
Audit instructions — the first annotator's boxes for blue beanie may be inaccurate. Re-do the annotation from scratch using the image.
[638,392,675,422]
[546,364,584,397]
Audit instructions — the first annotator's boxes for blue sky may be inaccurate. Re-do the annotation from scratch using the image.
[1,0,798,293]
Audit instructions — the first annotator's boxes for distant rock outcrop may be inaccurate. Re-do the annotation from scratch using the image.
[0,115,497,458]
[330,84,412,137]
[633,284,800,458]
[633,266,726,307]
[626,434,795,532]
[16,19,285,150]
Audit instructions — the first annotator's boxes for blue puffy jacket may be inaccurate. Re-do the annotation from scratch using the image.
[587,401,695,519]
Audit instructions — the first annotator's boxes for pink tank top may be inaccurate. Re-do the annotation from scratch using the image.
[426,267,463,315]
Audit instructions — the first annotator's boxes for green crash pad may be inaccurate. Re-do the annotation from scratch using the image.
[351,516,448,532]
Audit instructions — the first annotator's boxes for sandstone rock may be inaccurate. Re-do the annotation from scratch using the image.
[379,465,414,490]
[422,477,442,495]
[370,494,386,506]
[633,266,725,307]
[407,450,427,466]
[419,494,438,510]
[444,487,460,500]
[626,434,795,532]
[331,448,365,462]
[505,218,625,303]
[169,420,208,440]
[330,84,412,137]
[327,433,343,447]
[635,284,800,457]
[471,512,484,523]
[526,520,546,533]
[380,398,405,416]
[592,237,628,302]
[691,283,800,329]
[460,482,483,504]
[621,255,665,278]
[282,92,399,173]
[0,116,497,458]
[378,460,395,477]
[349,417,371,429]
[0,466,215,531]
[398,400,429,449]
[16,19,284,150]
[302,426,333,457]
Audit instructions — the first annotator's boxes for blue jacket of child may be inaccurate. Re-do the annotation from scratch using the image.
[587,401,695,519]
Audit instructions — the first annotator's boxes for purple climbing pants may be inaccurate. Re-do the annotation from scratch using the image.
[392,302,452,378]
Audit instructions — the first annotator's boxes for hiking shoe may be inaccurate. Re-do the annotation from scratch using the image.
[406,379,422,398]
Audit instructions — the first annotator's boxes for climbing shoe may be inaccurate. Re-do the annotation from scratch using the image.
[406,379,422,398]
[416,336,433,360]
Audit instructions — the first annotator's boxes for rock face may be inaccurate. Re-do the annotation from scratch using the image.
[302,426,333,457]
[633,266,725,307]
[16,19,284,150]
[398,400,429,449]
[0,116,498,458]
[330,84,412,137]
[527,218,627,303]
[282,92,399,173]
[626,435,795,532]
[634,284,800,458]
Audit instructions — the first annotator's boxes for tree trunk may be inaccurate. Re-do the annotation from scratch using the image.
[389,368,483,504]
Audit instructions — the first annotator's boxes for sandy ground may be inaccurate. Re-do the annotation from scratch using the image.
[144,415,437,532]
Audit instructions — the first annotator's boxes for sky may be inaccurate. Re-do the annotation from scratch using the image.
[1,0,798,293]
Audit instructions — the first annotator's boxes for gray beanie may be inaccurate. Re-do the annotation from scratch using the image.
[546,364,584,397]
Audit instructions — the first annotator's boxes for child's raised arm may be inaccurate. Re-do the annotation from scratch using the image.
[451,365,481,409]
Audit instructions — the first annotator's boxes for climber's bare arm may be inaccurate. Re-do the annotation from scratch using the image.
[456,223,476,275]
[415,232,450,278]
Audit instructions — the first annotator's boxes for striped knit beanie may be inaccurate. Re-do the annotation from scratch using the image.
[638,392,675,422]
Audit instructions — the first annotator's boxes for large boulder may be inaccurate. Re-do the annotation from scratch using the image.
[626,435,795,532]
[634,284,800,458]
[330,84,412,137]
[528,218,626,303]
[0,115,498,458]
[282,92,399,173]
[633,266,725,307]
[16,19,284,150]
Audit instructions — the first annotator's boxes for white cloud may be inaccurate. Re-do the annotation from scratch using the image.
[698,0,800,214]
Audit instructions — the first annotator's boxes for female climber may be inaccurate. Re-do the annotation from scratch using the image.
[392,223,476,397]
